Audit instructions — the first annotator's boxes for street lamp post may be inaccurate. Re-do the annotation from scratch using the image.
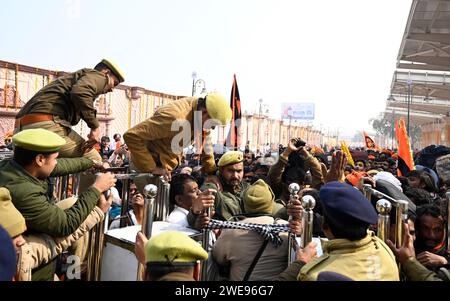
[191,71,206,96]
[191,72,197,96]
[391,108,395,149]
[406,78,412,135]
[256,99,263,154]
[288,115,292,141]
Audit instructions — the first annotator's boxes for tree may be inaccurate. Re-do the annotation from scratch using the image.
[370,115,422,149]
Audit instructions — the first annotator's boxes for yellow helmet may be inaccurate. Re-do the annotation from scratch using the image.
[205,93,232,125]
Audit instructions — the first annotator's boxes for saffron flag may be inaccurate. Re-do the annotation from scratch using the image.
[396,118,415,176]
[341,141,355,167]
[226,74,242,149]
[363,131,377,150]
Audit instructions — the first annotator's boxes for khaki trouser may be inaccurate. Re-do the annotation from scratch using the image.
[55,196,90,279]
[15,119,101,194]
[15,119,101,162]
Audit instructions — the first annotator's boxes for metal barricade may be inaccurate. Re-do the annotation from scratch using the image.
[52,173,81,202]
[137,184,158,281]
[287,183,300,264]
[300,195,315,249]
[376,199,392,242]
[201,207,212,281]
[113,172,170,226]
[362,184,409,247]
[86,203,109,281]
[0,150,13,162]
[155,177,170,222]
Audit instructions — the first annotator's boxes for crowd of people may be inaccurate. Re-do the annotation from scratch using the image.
[0,59,449,282]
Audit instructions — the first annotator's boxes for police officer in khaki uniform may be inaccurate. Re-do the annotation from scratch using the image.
[212,179,289,281]
[296,181,399,281]
[124,93,232,180]
[15,59,125,162]
[143,231,208,281]
[188,151,286,228]
[0,129,116,280]
[0,187,109,281]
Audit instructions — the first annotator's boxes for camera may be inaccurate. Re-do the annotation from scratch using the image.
[294,139,306,148]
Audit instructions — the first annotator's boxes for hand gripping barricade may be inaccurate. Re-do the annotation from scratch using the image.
[363,184,409,248]
[287,183,300,264]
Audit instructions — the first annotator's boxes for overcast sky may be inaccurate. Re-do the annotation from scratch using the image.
[0,0,412,138]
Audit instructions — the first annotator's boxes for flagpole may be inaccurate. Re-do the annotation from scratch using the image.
[257,99,263,154]
[191,71,197,96]
[231,75,236,150]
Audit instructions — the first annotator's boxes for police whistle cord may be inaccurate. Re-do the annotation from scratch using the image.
[207,219,289,247]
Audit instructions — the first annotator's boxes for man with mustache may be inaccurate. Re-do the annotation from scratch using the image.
[414,204,449,270]
[187,151,285,228]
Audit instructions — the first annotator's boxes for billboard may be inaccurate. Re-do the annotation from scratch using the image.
[281,103,315,120]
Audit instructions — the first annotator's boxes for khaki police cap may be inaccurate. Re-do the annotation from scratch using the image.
[244,179,274,214]
[218,151,244,168]
[205,93,232,125]
[145,231,208,264]
[0,188,26,238]
[13,129,66,152]
[101,59,125,83]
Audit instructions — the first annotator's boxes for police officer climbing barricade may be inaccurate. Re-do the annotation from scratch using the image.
[123,93,232,182]
[14,59,125,164]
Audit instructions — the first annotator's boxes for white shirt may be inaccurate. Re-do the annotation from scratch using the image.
[110,187,122,206]
[108,209,139,230]
[167,206,189,228]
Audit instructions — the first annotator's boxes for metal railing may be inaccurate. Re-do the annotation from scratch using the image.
[136,184,158,281]
[363,184,409,248]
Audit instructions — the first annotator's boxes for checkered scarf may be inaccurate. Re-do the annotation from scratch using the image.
[207,219,289,247]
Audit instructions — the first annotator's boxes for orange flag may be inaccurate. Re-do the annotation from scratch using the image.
[395,118,415,176]
[363,131,378,150]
